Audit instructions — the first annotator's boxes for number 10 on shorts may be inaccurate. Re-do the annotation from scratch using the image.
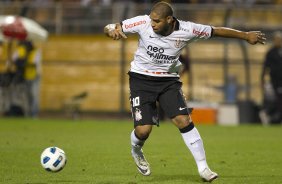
[132,96,140,107]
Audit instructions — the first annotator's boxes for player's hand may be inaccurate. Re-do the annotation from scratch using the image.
[246,31,266,45]
[108,29,127,40]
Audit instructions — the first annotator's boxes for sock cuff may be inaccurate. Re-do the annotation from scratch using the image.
[179,122,194,133]
[131,130,145,147]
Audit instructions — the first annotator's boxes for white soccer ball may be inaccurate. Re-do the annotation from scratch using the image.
[40,146,67,172]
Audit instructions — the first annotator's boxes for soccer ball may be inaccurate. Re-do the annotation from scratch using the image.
[40,146,67,172]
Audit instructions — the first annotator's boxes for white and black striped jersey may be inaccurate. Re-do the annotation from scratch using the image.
[121,15,212,77]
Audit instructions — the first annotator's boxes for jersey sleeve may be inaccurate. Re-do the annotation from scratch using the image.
[121,15,148,34]
[188,22,212,40]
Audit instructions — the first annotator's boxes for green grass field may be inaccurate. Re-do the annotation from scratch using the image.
[0,118,281,184]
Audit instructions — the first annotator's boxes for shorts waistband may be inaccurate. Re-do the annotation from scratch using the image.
[128,71,179,81]
[145,70,169,75]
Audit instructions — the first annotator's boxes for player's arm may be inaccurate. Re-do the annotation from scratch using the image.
[212,27,266,45]
[104,23,127,40]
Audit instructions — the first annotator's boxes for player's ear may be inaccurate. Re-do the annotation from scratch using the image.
[167,16,173,24]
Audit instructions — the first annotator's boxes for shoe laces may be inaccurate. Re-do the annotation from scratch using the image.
[136,155,148,166]
[201,168,216,179]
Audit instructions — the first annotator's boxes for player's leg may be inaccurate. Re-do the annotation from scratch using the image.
[172,114,208,172]
[159,81,218,182]
[273,82,282,123]
[130,125,152,176]
[131,124,152,158]
[271,81,282,123]
[172,115,218,182]
[130,102,156,176]
[130,98,157,176]
[132,125,152,148]
[129,73,159,176]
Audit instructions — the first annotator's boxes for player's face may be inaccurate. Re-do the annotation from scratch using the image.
[150,12,171,35]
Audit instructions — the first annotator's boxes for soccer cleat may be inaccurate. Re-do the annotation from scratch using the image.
[131,149,151,176]
[199,168,218,182]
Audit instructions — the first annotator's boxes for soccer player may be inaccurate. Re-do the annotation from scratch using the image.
[261,31,282,123]
[104,1,266,182]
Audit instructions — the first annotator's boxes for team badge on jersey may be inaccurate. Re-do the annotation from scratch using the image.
[134,108,142,121]
[175,38,185,48]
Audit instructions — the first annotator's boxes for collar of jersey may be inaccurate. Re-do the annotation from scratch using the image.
[173,17,180,31]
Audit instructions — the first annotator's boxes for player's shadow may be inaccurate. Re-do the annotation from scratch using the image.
[142,174,203,184]
[46,179,91,183]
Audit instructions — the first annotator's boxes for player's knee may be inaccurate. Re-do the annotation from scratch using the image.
[172,114,192,129]
[135,130,150,140]
[135,125,152,140]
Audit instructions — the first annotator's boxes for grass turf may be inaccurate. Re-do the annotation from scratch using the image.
[0,118,281,184]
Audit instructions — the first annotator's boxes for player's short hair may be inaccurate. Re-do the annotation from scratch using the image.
[151,1,174,18]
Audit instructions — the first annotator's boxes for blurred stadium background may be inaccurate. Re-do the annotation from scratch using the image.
[0,0,281,124]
